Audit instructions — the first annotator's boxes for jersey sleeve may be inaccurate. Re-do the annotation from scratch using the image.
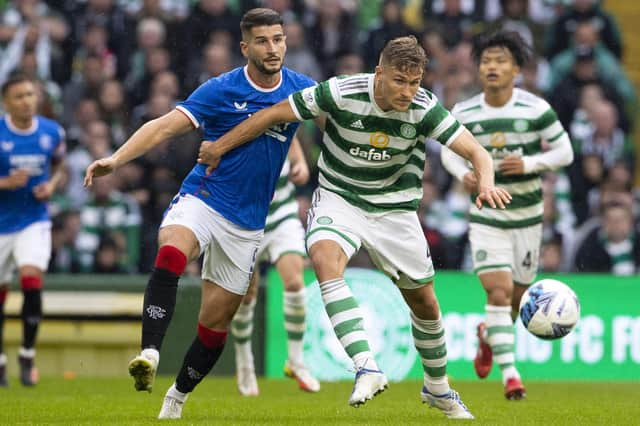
[176,79,220,128]
[288,78,339,121]
[534,103,568,145]
[419,98,464,146]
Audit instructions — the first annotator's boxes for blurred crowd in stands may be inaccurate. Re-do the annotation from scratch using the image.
[2,0,636,275]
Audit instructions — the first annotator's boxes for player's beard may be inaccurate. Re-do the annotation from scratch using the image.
[251,56,282,75]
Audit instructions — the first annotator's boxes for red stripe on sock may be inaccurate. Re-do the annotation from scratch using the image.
[197,323,227,349]
[0,287,7,304]
[154,245,187,275]
[20,276,42,290]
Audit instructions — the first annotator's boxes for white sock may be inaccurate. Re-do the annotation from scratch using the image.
[284,288,306,366]
[167,382,189,402]
[141,348,159,365]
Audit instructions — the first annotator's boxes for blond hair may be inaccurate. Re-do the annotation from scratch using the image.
[379,36,428,72]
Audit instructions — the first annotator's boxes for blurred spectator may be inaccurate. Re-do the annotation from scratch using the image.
[548,22,636,111]
[306,0,357,76]
[573,202,640,275]
[335,51,365,75]
[183,0,240,69]
[62,54,107,126]
[66,120,113,209]
[0,0,69,83]
[125,17,167,96]
[121,0,191,22]
[283,20,322,81]
[362,0,413,70]
[49,210,82,273]
[578,101,632,170]
[545,0,623,59]
[185,42,234,92]
[67,0,131,79]
[97,79,129,146]
[76,173,142,272]
[93,235,127,273]
[423,0,474,48]
[488,0,545,52]
[540,235,564,273]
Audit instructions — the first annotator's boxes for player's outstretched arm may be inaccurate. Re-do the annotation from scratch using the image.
[84,109,193,186]
[448,128,511,209]
[198,99,300,173]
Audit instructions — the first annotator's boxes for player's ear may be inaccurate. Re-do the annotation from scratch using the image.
[240,40,249,58]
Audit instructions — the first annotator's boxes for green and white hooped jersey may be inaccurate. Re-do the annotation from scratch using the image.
[289,73,463,213]
[452,88,567,229]
[265,159,298,233]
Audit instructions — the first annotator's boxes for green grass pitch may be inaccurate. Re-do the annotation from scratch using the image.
[1,377,638,425]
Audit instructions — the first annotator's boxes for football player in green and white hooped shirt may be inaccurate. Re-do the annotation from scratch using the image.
[198,36,513,420]
[440,31,574,400]
[230,137,320,396]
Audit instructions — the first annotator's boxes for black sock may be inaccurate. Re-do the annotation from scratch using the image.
[141,268,179,350]
[22,289,42,349]
[175,337,225,393]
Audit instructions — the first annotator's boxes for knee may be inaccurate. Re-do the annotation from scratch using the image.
[154,245,188,276]
[309,245,344,281]
[487,287,512,306]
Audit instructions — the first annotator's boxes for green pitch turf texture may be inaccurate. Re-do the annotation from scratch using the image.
[1,377,638,425]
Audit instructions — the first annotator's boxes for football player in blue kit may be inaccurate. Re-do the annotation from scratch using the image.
[84,8,316,419]
[0,74,66,387]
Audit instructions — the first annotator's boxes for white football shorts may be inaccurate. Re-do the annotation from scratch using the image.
[160,193,263,295]
[259,217,306,264]
[306,187,434,289]
[469,222,543,285]
[0,221,52,282]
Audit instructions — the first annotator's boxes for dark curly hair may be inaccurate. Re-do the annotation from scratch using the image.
[471,31,533,67]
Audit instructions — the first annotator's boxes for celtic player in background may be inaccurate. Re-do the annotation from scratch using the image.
[441,31,574,400]
[199,36,513,420]
[231,137,320,396]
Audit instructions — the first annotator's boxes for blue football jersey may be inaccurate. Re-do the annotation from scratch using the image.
[176,66,315,230]
[0,116,65,234]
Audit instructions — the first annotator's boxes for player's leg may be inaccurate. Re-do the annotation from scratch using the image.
[478,270,524,398]
[307,188,386,406]
[16,265,43,387]
[159,211,262,419]
[129,194,205,392]
[398,284,473,419]
[159,280,242,419]
[13,221,52,387]
[0,235,11,387]
[276,253,320,392]
[369,210,472,418]
[469,222,523,396]
[231,264,259,396]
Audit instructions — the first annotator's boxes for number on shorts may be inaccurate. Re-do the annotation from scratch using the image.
[522,251,532,269]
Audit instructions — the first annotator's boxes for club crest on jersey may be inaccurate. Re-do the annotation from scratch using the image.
[514,119,529,132]
[234,101,247,110]
[0,141,13,151]
[489,132,506,148]
[400,123,416,139]
[369,132,389,148]
[39,134,52,150]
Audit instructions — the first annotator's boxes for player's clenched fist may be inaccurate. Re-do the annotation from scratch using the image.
[197,141,221,174]
[84,157,117,187]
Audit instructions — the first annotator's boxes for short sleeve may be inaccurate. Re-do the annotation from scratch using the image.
[176,79,220,128]
[420,100,463,146]
[288,78,338,121]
